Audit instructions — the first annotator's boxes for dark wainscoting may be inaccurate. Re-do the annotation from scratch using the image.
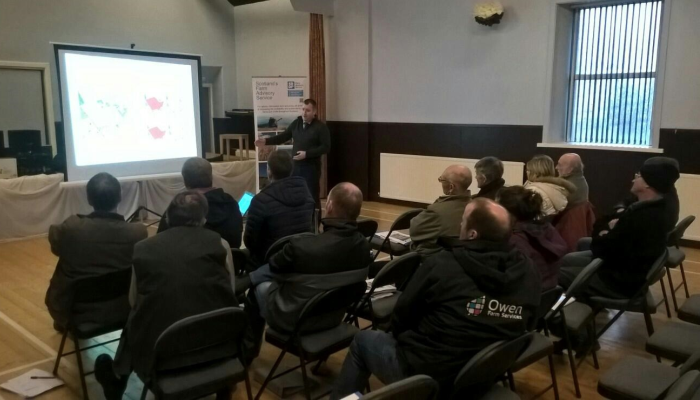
[327,122,700,218]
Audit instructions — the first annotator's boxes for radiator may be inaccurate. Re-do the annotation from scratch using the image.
[677,174,700,241]
[379,153,525,204]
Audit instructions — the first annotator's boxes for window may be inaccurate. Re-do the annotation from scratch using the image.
[567,1,663,147]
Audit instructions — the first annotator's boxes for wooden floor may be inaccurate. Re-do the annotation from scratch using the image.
[1,201,699,399]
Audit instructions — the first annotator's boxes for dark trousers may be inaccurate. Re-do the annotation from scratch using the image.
[293,161,320,206]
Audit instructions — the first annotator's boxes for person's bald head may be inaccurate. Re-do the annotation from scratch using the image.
[460,198,512,242]
[439,165,473,195]
[326,182,363,220]
[556,153,584,178]
[182,158,213,189]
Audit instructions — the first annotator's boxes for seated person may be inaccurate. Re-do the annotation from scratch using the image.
[558,158,675,299]
[45,172,147,331]
[524,155,576,216]
[409,165,472,255]
[497,186,568,290]
[94,191,238,400]
[555,153,589,206]
[244,182,370,359]
[158,157,243,248]
[474,156,506,200]
[331,198,541,399]
[244,150,315,266]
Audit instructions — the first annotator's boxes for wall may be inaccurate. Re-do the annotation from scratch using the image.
[0,0,238,119]
[233,0,309,109]
[0,69,46,146]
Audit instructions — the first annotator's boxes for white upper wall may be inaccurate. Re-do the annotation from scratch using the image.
[0,0,238,119]
[660,0,700,129]
[370,0,550,125]
[234,0,309,109]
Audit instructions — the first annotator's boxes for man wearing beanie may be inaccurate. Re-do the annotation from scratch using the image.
[641,156,680,232]
[559,157,673,300]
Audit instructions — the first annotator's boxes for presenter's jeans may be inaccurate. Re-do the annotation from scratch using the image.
[293,161,320,206]
[331,330,410,400]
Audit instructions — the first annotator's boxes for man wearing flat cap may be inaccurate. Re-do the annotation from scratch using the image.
[558,157,679,300]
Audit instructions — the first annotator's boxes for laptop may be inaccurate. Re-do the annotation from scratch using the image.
[238,191,254,218]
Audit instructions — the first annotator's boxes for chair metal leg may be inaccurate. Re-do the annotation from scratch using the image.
[587,322,599,370]
[298,350,312,400]
[547,354,560,400]
[140,386,148,400]
[659,276,672,318]
[680,262,690,298]
[666,267,679,312]
[244,368,253,400]
[643,311,655,336]
[52,331,68,375]
[507,370,515,391]
[561,314,581,398]
[254,350,287,400]
[73,338,89,400]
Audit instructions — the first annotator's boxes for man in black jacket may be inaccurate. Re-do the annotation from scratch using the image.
[244,150,315,266]
[254,98,330,205]
[95,191,237,400]
[559,158,677,299]
[332,198,541,399]
[158,157,243,248]
[244,182,370,359]
[473,156,506,200]
[46,172,147,331]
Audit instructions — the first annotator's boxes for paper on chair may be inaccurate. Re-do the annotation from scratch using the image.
[0,369,64,397]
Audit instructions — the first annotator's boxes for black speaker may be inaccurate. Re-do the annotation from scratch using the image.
[227,0,268,6]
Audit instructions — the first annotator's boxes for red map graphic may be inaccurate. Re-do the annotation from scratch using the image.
[146,97,164,110]
[149,127,166,139]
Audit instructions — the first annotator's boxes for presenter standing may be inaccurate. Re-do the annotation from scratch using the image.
[255,99,330,206]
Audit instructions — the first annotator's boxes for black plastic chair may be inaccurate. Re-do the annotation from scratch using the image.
[353,252,421,330]
[263,232,315,262]
[665,216,696,312]
[598,350,700,400]
[255,281,367,400]
[663,370,700,400]
[140,307,252,400]
[509,286,564,400]
[450,332,534,400]
[362,375,439,400]
[370,208,423,261]
[590,249,669,339]
[52,268,132,400]
[357,219,379,241]
[549,258,604,398]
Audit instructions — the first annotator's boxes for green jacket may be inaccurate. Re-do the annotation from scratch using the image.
[409,194,471,255]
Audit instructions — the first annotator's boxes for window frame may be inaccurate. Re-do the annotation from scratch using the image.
[541,0,673,152]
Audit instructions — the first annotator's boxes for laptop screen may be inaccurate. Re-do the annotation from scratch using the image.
[238,191,254,215]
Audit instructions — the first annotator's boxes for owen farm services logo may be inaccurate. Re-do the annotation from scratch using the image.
[288,81,295,89]
[466,296,486,316]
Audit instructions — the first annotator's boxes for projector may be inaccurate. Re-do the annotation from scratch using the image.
[227,0,269,6]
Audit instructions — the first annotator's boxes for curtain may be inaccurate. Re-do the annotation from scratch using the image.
[309,13,328,199]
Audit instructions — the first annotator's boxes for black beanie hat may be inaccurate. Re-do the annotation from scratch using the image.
[639,157,680,194]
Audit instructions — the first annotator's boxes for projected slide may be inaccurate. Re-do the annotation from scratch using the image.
[63,53,199,167]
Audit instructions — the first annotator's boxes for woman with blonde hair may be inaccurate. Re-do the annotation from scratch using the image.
[524,155,576,216]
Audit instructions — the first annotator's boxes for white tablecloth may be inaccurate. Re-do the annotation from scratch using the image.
[0,160,256,242]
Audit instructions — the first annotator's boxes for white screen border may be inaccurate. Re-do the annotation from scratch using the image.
[54,44,203,182]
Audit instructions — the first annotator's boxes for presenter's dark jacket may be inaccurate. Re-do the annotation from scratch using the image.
[157,188,243,249]
[264,219,370,333]
[391,239,541,389]
[473,178,506,201]
[264,117,330,164]
[590,197,668,297]
[243,176,315,265]
[45,212,147,328]
[115,227,237,378]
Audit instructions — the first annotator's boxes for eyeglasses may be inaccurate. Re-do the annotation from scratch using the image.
[438,177,448,183]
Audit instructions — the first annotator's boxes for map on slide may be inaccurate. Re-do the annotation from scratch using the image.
[65,52,199,167]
